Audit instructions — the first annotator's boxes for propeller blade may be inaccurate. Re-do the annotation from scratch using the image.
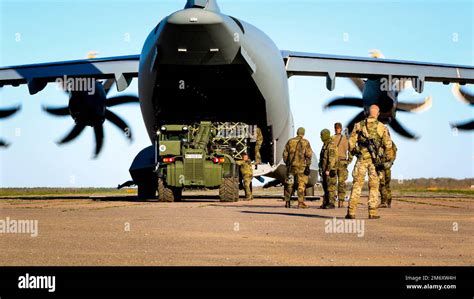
[102,78,115,95]
[105,109,132,141]
[349,78,365,93]
[397,96,432,113]
[43,106,70,116]
[325,97,364,109]
[389,118,419,140]
[57,124,85,144]
[0,106,21,118]
[106,95,140,107]
[0,139,10,147]
[93,124,104,158]
[346,111,366,133]
[452,84,474,105]
[451,120,474,131]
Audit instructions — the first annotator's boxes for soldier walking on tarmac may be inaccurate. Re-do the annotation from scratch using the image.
[346,104,393,219]
[236,153,253,201]
[283,127,313,209]
[379,141,397,208]
[332,122,352,208]
[319,129,338,209]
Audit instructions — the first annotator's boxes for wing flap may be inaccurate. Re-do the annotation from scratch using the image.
[282,51,474,92]
[0,55,140,94]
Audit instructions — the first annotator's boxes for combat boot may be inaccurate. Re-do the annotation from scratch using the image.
[378,203,388,208]
[345,214,355,219]
[285,201,291,208]
[326,203,336,209]
[298,202,309,209]
[368,215,381,219]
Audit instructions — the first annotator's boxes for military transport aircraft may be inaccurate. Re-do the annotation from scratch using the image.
[0,0,473,198]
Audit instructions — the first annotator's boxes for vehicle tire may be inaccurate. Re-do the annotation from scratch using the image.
[219,177,239,202]
[157,178,175,202]
[137,183,156,200]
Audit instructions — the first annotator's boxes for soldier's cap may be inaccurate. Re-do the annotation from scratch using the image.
[320,129,331,141]
[334,122,342,129]
[297,127,305,136]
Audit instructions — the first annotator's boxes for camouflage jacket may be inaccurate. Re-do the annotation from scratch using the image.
[319,137,337,172]
[349,117,393,160]
[255,127,263,145]
[236,160,253,177]
[283,136,313,168]
[332,133,353,163]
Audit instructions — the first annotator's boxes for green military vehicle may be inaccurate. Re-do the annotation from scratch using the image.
[155,121,249,202]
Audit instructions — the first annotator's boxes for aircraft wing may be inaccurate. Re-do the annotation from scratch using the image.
[282,51,474,93]
[0,55,140,94]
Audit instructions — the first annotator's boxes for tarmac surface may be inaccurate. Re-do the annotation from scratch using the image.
[1,189,473,266]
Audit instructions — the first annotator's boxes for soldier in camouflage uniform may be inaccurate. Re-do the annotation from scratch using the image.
[346,104,393,219]
[379,141,397,208]
[332,122,352,208]
[254,126,263,164]
[236,153,253,201]
[319,129,338,209]
[283,127,313,209]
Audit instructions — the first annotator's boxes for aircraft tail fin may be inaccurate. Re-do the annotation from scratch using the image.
[185,0,220,12]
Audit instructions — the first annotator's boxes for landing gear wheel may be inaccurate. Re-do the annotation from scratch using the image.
[219,177,239,202]
[158,178,176,202]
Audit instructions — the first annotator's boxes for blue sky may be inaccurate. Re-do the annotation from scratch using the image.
[0,0,473,187]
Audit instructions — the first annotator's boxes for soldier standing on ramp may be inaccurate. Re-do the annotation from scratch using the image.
[254,126,263,164]
[346,104,393,219]
[283,127,313,209]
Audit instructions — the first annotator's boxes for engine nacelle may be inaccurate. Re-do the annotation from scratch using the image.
[68,81,107,127]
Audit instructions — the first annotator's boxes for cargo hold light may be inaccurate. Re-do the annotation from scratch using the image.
[163,157,175,163]
[212,157,225,164]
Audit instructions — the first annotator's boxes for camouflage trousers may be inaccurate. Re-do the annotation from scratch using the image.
[348,157,380,217]
[322,173,337,206]
[242,175,253,200]
[255,142,262,164]
[336,160,349,201]
[284,166,308,203]
[379,168,392,205]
